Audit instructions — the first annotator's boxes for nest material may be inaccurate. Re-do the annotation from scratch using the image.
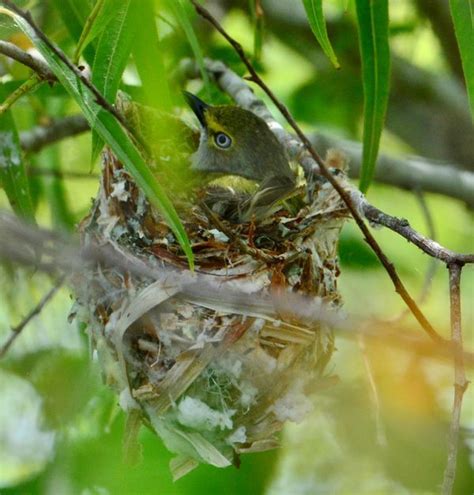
[72,106,347,479]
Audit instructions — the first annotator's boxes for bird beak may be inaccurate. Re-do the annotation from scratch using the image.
[183,91,209,128]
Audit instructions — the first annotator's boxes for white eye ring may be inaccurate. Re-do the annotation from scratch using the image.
[214,132,232,149]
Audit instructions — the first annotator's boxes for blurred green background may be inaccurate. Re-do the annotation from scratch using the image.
[0,0,473,494]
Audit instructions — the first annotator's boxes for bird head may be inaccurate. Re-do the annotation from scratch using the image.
[183,91,294,184]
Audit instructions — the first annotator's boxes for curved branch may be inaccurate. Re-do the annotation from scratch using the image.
[180,56,474,268]
[0,39,56,81]
[0,276,64,358]
[186,2,448,344]
[20,115,90,152]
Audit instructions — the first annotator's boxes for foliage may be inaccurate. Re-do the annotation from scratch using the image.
[0,0,472,494]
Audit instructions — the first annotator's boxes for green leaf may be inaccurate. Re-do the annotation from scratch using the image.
[168,0,211,97]
[74,0,116,64]
[91,0,139,160]
[355,0,390,193]
[0,85,35,221]
[132,0,172,110]
[302,0,340,69]
[51,0,96,64]
[4,8,194,268]
[249,0,264,63]
[449,0,474,120]
[37,146,76,231]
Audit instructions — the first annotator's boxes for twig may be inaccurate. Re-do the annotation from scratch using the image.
[358,335,387,447]
[0,276,65,358]
[0,74,43,115]
[361,203,474,265]
[187,2,448,343]
[441,263,469,495]
[391,189,439,323]
[411,190,439,305]
[20,115,90,152]
[0,39,56,81]
[181,57,474,267]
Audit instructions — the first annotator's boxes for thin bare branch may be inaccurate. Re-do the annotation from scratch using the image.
[361,203,474,265]
[0,39,56,81]
[180,56,474,270]
[442,263,469,495]
[0,74,43,114]
[182,3,450,344]
[20,115,90,152]
[0,276,64,358]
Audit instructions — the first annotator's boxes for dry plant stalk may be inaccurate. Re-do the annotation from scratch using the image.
[71,105,347,478]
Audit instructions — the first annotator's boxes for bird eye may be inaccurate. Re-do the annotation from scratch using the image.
[214,132,232,149]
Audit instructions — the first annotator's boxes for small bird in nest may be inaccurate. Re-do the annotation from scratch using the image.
[184,91,296,221]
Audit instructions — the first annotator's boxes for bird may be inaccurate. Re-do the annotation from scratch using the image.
[183,91,296,221]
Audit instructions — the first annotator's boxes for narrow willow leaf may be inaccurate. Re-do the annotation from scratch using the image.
[302,0,340,69]
[74,0,116,63]
[132,0,172,110]
[250,0,264,63]
[91,0,139,160]
[449,0,474,119]
[0,86,35,221]
[51,0,95,64]
[355,0,390,193]
[4,9,194,268]
[168,0,211,96]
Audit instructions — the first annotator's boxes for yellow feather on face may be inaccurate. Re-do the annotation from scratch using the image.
[204,113,236,150]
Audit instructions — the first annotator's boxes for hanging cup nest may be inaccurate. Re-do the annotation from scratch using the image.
[71,100,348,478]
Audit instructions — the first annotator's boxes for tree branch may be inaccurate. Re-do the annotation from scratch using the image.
[180,56,474,269]
[441,263,469,495]
[252,0,473,170]
[0,39,56,81]
[189,0,450,343]
[20,115,90,152]
[0,275,64,358]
